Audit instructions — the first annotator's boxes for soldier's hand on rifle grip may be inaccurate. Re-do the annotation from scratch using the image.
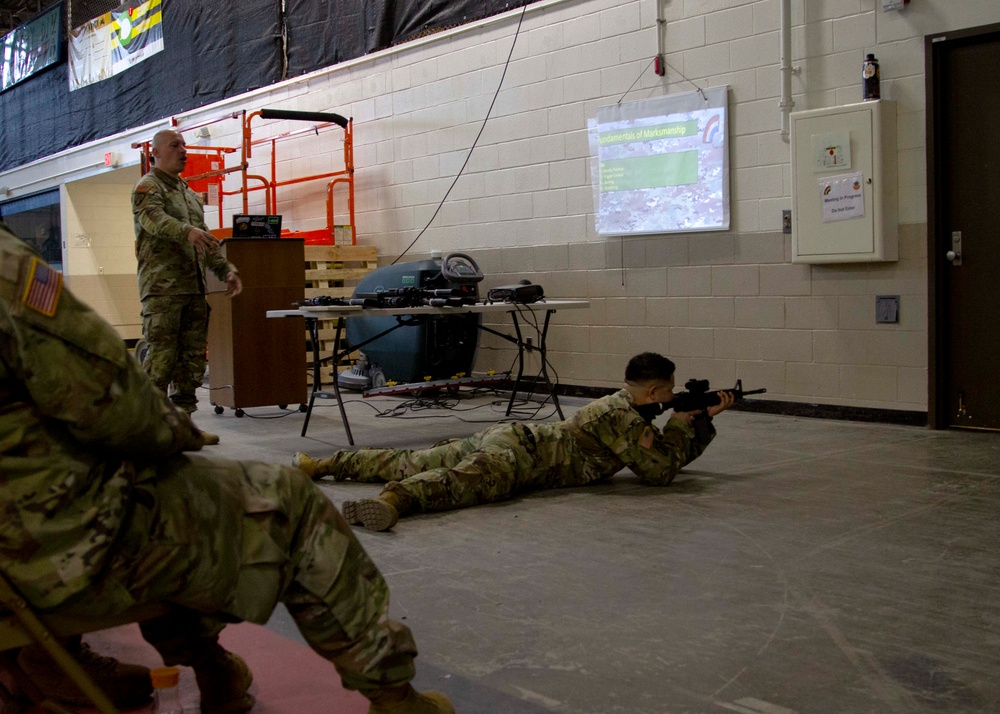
[707,391,736,417]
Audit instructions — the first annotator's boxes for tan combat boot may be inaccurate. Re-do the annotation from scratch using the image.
[292,451,345,481]
[192,647,254,714]
[16,640,152,708]
[342,492,401,532]
[368,684,455,713]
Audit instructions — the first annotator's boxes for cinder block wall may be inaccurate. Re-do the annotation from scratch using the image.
[200,0,972,411]
[9,0,1000,410]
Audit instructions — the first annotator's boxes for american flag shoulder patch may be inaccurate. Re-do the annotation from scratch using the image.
[639,426,655,450]
[22,257,63,317]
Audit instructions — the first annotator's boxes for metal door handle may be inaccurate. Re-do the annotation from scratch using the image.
[948,231,963,265]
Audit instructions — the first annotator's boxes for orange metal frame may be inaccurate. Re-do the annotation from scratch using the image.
[131,108,356,244]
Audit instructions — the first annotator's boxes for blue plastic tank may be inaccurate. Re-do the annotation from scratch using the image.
[345,259,480,383]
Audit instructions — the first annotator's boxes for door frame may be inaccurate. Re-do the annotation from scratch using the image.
[925,22,1000,429]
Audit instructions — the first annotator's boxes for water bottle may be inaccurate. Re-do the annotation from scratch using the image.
[150,666,185,714]
[863,53,880,100]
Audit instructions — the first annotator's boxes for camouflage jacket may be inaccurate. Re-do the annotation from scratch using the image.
[0,223,204,609]
[527,388,716,486]
[133,168,235,299]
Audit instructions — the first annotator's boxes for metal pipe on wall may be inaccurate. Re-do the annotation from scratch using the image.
[779,0,794,143]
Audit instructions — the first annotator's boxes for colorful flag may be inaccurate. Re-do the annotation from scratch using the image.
[69,0,164,90]
[111,0,164,74]
[22,258,63,317]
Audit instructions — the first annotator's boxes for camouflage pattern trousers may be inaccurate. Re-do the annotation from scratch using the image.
[330,422,564,515]
[141,294,209,413]
[51,454,417,696]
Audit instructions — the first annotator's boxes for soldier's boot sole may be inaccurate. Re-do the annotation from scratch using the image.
[342,499,398,532]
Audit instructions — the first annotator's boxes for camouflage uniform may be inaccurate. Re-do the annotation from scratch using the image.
[318,390,715,516]
[133,168,236,413]
[0,224,418,696]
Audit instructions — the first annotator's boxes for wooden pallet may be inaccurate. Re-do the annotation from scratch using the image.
[304,244,378,384]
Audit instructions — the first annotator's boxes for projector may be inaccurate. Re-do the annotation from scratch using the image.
[486,280,545,304]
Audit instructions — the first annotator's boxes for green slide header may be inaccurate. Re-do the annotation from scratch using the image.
[597,121,698,147]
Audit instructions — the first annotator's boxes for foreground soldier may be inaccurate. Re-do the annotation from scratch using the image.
[294,352,734,531]
[0,222,453,714]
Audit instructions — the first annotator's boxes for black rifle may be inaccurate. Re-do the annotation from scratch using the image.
[349,287,478,309]
[293,295,352,307]
[668,379,766,413]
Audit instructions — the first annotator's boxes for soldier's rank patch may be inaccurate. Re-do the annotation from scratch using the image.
[639,426,655,449]
[22,257,63,317]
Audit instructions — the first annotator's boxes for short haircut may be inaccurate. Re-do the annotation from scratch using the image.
[624,352,675,384]
[152,129,181,150]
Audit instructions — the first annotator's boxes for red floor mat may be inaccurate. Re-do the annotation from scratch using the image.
[2,622,369,713]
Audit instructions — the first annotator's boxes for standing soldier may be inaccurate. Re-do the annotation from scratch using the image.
[0,222,454,713]
[294,352,735,531]
[133,129,242,440]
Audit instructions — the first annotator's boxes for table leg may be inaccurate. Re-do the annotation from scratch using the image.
[537,309,564,419]
[506,312,526,416]
[330,318,354,445]
[301,317,354,444]
[301,317,321,437]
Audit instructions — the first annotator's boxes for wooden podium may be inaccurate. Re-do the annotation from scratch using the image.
[206,239,307,415]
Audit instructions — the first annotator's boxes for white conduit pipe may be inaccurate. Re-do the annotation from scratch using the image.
[779,0,794,143]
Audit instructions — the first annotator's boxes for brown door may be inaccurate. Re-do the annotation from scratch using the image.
[928,24,1000,430]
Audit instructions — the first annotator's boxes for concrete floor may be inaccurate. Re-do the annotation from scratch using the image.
[193,386,1000,714]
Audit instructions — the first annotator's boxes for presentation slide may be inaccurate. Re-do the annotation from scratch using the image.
[592,86,729,235]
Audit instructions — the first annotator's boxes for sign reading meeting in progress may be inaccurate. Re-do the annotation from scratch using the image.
[818,172,866,223]
[69,0,164,91]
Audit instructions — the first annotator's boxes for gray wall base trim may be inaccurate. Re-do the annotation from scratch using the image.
[539,383,928,427]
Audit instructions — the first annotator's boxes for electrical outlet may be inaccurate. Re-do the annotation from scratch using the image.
[782,210,792,234]
[876,295,899,324]
[98,266,104,275]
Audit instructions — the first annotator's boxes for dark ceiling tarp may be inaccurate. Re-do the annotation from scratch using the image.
[0,0,534,173]
[285,0,525,76]
[0,0,282,172]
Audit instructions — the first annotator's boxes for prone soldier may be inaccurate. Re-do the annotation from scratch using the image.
[294,352,735,531]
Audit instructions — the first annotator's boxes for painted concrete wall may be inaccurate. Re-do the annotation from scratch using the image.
[61,168,143,338]
[3,0,999,410]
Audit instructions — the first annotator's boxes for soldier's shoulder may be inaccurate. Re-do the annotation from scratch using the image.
[0,225,53,314]
[133,172,164,209]
[133,171,164,195]
[132,169,167,196]
[0,222,32,264]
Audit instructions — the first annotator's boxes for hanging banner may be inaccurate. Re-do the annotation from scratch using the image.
[1,4,64,93]
[68,0,164,91]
